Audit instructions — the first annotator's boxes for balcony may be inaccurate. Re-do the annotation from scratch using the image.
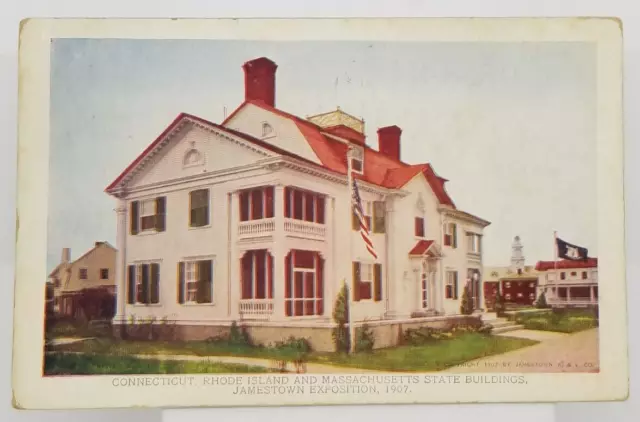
[239,299,273,320]
[238,218,275,239]
[284,219,326,239]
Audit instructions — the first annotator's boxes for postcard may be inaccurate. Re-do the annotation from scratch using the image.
[12,17,627,410]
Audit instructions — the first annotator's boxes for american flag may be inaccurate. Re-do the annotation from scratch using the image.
[352,178,378,260]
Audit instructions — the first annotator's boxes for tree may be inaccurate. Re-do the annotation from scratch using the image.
[494,290,506,317]
[535,291,549,309]
[77,287,116,321]
[332,281,350,353]
[460,283,475,315]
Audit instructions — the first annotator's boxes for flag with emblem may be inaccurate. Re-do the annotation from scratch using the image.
[351,178,378,260]
[556,237,589,261]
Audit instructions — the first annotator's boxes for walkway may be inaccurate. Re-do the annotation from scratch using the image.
[444,328,599,373]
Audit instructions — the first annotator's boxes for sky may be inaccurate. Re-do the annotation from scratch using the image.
[48,39,597,271]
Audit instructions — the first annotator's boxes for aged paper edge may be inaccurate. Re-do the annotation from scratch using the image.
[12,17,627,410]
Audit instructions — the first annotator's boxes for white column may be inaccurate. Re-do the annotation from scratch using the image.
[114,199,127,325]
[272,184,286,321]
[567,286,572,303]
[323,196,335,321]
[228,192,241,319]
[590,286,595,303]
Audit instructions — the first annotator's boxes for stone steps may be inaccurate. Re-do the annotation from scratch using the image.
[480,313,523,334]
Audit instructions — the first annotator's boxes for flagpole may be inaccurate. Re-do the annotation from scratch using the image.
[346,147,356,354]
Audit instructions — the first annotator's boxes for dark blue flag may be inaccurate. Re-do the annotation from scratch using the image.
[556,237,588,261]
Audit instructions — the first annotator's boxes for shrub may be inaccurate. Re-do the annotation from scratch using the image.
[332,282,350,353]
[228,321,252,347]
[77,288,116,321]
[355,323,375,353]
[494,291,506,317]
[273,336,312,373]
[534,291,549,309]
[460,284,475,315]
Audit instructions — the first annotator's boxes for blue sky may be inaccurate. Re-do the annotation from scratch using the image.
[48,39,596,271]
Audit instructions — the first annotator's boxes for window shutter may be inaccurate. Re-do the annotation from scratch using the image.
[130,201,139,235]
[150,263,160,304]
[452,224,457,248]
[189,191,195,227]
[373,263,382,302]
[203,190,210,226]
[155,197,166,232]
[453,272,459,299]
[316,253,324,315]
[177,262,185,304]
[140,264,150,304]
[127,265,136,304]
[197,260,213,303]
[352,262,361,302]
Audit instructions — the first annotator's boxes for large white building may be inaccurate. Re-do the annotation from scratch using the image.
[535,258,599,308]
[105,57,490,350]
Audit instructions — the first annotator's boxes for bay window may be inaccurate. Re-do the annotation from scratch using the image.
[284,187,325,224]
[239,187,274,221]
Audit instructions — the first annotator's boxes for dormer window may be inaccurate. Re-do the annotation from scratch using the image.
[350,146,364,174]
[261,122,274,137]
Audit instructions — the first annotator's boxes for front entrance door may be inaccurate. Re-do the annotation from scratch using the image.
[420,259,437,310]
[467,269,482,310]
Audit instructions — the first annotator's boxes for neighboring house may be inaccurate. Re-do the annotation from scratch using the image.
[48,242,117,319]
[104,56,490,350]
[44,281,54,316]
[535,258,598,308]
[483,236,540,308]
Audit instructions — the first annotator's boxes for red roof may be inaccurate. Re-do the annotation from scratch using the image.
[409,240,436,257]
[107,99,457,210]
[535,258,598,271]
[223,100,456,206]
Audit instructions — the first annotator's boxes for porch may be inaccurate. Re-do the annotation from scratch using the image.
[544,284,598,307]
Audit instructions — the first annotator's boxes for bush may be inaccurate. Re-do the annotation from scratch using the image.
[494,291,506,317]
[332,282,350,353]
[460,284,475,315]
[534,291,549,309]
[355,323,375,353]
[273,336,312,373]
[228,321,252,347]
[77,288,116,321]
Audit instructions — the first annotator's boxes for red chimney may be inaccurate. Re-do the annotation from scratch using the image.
[242,57,278,107]
[377,125,402,161]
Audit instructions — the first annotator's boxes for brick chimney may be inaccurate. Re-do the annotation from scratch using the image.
[242,57,278,107]
[377,125,402,161]
[61,248,71,264]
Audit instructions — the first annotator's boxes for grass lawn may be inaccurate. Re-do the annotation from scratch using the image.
[49,333,538,372]
[515,309,598,333]
[310,333,537,371]
[44,353,274,375]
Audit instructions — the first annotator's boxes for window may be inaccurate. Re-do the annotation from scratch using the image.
[239,187,274,221]
[178,259,213,304]
[372,201,386,233]
[444,223,457,248]
[126,263,160,305]
[582,271,588,280]
[350,146,364,174]
[189,189,210,227]
[285,250,325,316]
[130,197,166,234]
[284,187,325,224]
[505,281,511,288]
[445,271,458,299]
[79,268,88,280]
[415,217,425,238]
[570,271,577,277]
[262,122,273,137]
[352,200,372,231]
[100,268,109,280]
[240,250,273,301]
[421,261,430,309]
[467,233,481,254]
[561,272,566,280]
[352,261,382,302]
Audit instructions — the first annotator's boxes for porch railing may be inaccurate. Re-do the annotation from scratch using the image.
[548,297,597,306]
[284,219,326,238]
[239,299,274,320]
[238,218,275,239]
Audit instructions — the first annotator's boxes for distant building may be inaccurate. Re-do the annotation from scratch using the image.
[535,258,598,308]
[483,235,540,309]
[48,242,117,319]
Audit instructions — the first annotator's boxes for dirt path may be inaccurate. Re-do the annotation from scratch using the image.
[443,328,599,373]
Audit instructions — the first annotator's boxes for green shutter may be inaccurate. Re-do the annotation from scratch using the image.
[178,262,185,304]
[197,260,213,303]
[150,263,160,304]
[373,263,382,302]
[127,265,136,304]
[130,201,139,235]
[155,197,166,232]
